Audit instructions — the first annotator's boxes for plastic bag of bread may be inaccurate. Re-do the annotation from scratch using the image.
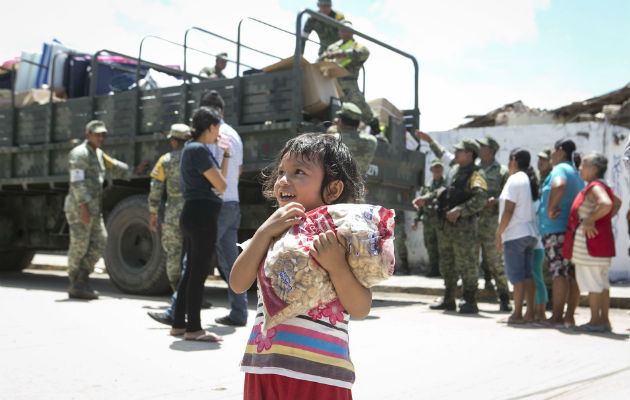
[257,204,395,331]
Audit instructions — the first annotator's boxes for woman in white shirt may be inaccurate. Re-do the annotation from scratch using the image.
[495,149,540,324]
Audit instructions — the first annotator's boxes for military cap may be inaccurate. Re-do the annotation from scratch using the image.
[86,120,107,134]
[336,102,362,121]
[430,158,443,168]
[168,123,191,140]
[216,52,227,60]
[454,138,480,154]
[476,135,500,151]
[537,147,552,159]
[318,0,332,5]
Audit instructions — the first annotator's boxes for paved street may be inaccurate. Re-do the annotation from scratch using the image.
[1,268,629,400]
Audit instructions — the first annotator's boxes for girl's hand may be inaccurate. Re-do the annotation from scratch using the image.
[260,202,305,239]
[582,219,598,239]
[310,230,348,276]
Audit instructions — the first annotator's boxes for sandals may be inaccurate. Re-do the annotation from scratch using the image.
[573,323,611,333]
[184,330,223,342]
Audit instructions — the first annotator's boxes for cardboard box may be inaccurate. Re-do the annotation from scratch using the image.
[263,56,348,114]
[14,88,67,107]
[368,97,403,126]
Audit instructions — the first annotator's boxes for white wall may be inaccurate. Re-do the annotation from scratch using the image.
[405,122,630,280]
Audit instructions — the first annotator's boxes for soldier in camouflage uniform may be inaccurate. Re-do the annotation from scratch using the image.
[318,20,381,134]
[475,136,512,311]
[330,102,377,176]
[147,124,190,291]
[64,120,148,299]
[302,0,345,56]
[412,159,445,277]
[199,52,227,80]
[417,136,488,313]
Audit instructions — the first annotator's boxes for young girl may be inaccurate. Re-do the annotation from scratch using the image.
[230,133,369,400]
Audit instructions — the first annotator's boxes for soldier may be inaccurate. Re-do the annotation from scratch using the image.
[199,52,228,80]
[331,102,377,176]
[302,0,345,56]
[412,158,445,277]
[318,20,381,135]
[65,120,148,299]
[475,136,512,311]
[147,123,190,292]
[415,135,487,313]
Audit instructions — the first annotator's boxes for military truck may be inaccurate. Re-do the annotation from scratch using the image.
[0,10,424,294]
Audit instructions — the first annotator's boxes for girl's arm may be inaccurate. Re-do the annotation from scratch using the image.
[310,231,372,320]
[495,199,515,253]
[582,185,613,239]
[230,203,306,294]
[547,176,566,220]
[202,166,227,193]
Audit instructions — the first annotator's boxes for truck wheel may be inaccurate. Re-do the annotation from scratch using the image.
[0,251,35,272]
[104,195,170,295]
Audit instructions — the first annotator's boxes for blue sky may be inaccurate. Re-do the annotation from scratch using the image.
[2,0,628,130]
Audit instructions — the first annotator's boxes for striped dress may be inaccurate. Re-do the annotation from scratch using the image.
[240,294,355,389]
[571,195,612,267]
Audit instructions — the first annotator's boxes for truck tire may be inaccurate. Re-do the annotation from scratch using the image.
[0,250,35,272]
[104,195,170,295]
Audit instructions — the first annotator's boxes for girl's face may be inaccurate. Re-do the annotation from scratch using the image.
[274,153,326,211]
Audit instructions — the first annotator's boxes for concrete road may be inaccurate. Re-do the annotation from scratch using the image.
[1,269,629,400]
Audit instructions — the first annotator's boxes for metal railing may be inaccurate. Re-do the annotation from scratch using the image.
[295,9,420,129]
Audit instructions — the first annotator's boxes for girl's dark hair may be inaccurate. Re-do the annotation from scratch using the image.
[510,148,539,201]
[554,138,577,166]
[190,107,221,140]
[261,133,364,205]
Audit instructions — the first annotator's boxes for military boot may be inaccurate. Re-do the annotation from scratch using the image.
[458,290,479,314]
[68,281,99,300]
[499,293,513,312]
[430,286,456,310]
[429,298,456,311]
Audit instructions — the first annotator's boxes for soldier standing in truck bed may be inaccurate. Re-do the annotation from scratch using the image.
[147,123,190,292]
[330,102,377,176]
[64,120,148,299]
[199,52,228,80]
[301,0,345,56]
[318,20,381,135]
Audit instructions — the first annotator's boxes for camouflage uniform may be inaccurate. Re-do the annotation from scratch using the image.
[199,52,227,80]
[319,33,376,127]
[302,9,345,56]
[199,66,226,80]
[64,138,130,284]
[148,147,185,291]
[428,139,487,310]
[334,128,378,176]
[476,158,510,299]
[415,169,445,275]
